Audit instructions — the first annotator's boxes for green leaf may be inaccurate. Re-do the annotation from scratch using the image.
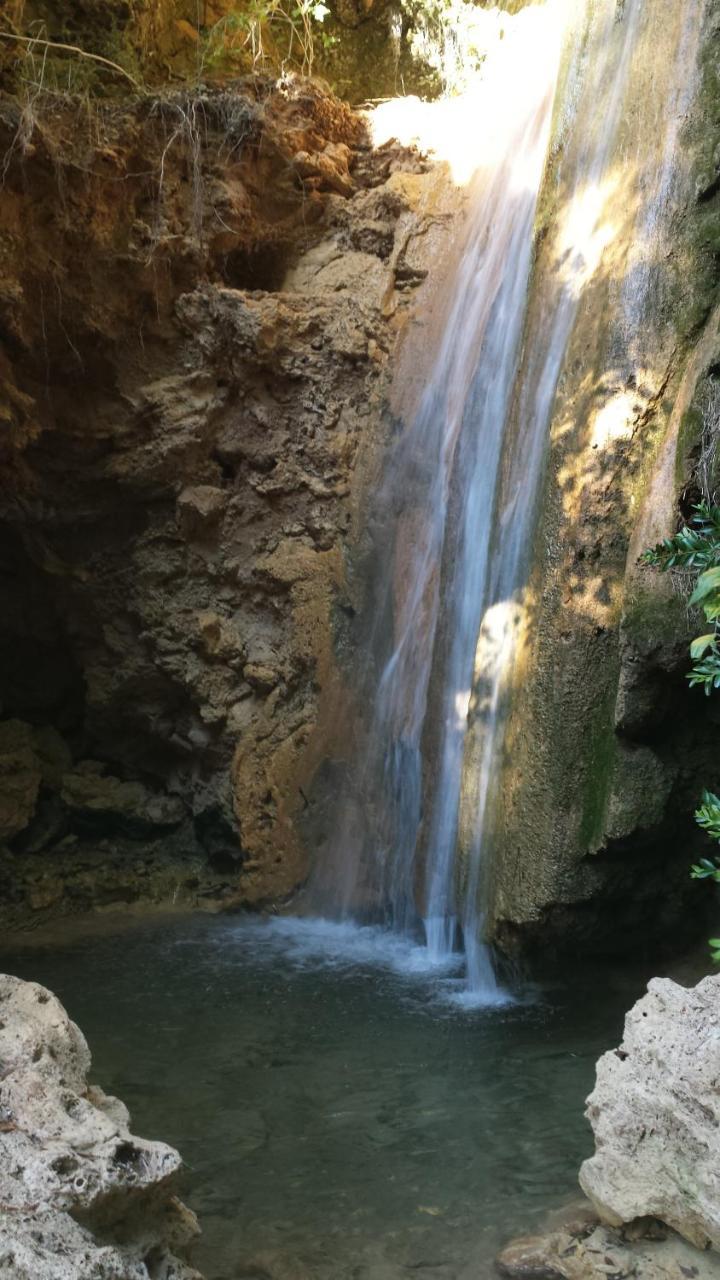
[690,634,719,659]
[690,862,720,880]
[695,791,720,840]
[687,651,720,694]
[689,566,720,606]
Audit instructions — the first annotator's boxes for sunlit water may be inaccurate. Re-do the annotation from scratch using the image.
[0,915,653,1280]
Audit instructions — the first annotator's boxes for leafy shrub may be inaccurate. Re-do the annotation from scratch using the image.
[643,501,720,955]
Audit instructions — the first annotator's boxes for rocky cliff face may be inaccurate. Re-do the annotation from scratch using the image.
[480,0,720,958]
[0,74,461,925]
[303,0,720,960]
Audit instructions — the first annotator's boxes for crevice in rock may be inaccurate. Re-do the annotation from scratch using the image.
[220,244,291,291]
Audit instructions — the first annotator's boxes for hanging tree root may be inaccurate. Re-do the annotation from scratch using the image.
[0,31,141,90]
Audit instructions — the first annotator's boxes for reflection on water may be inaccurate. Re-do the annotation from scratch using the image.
[0,916,648,1280]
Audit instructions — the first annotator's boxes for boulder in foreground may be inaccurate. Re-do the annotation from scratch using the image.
[0,973,203,1279]
[580,974,720,1251]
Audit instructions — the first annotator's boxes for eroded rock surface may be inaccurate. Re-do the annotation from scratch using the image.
[0,973,201,1279]
[496,1216,720,1280]
[480,0,720,958]
[0,78,460,924]
[580,975,720,1251]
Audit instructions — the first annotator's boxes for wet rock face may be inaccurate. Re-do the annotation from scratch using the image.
[0,78,445,920]
[580,975,720,1251]
[0,973,202,1279]
[484,0,720,959]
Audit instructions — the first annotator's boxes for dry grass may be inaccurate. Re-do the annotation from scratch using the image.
[698,378,720,503]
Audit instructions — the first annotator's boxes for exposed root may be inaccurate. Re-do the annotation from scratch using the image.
[0,30,141,90]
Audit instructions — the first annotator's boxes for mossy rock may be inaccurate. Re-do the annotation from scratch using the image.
[622,587,693,657]
[675,405,705,490]
[578,706,618,851]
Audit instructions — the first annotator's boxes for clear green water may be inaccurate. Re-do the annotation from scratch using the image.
[0,914,650,1280]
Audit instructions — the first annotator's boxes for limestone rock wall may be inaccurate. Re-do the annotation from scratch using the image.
[0,76,459,924]
[482,0,720,957]
[7,2,719,954]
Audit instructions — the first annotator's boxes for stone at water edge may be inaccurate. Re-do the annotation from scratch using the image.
[0,973,204,1280]
[579,973,720,1251]
[495,1219,720,1279]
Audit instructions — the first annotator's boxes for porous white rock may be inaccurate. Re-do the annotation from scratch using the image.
[580,973,720,1251]
[0,974,203,1279]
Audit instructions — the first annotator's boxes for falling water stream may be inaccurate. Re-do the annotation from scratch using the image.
[309,0,705,998]
[312,2,568,997]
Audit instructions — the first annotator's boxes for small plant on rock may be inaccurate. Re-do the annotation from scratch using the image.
[642,500,720,958]
[200,0,332,78]
[691,792,720,958]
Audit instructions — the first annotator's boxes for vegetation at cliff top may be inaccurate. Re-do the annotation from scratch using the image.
[0,0,497,103]
[0,1,335,93]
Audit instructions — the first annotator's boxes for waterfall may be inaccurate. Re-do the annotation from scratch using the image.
[453,0,648,991]
[310,0,704,996]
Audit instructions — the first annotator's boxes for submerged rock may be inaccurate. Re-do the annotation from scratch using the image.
[496,1217,720,1280]
[0,974,202,1279]
[579,974,720,1251]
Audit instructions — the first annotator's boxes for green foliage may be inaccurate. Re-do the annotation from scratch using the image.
[641,502,720,694]
[687,651,720,694]
[691,858,720,881]
[200,0,334,78]
[643,505,720,961]
[690,634,719,658]
[640,500,720,570]
[694,791,720,847]
[690,564,720,610]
